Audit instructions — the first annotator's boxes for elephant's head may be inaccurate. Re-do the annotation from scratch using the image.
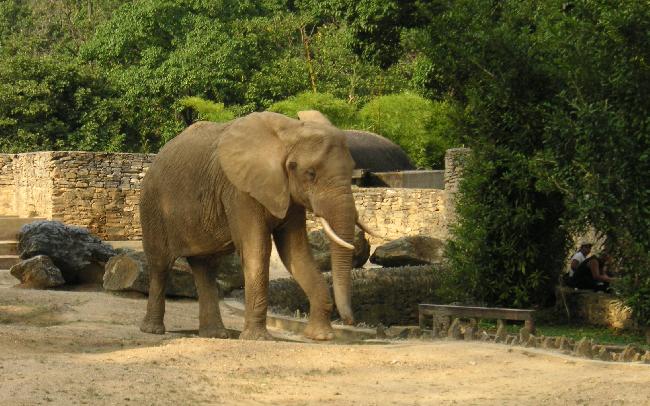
[217,111,364,324]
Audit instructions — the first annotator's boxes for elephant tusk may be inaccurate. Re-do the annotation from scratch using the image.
[320,218,354,250]
[356,218,379,238]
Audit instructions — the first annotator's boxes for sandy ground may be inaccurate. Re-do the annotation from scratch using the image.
[1,270,650,406]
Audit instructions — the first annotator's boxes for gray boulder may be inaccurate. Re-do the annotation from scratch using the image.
[308,227,370,270]
[370,235,445,267]
[103,250,197,298]
[18,221,116,284]
[10,255,65,289]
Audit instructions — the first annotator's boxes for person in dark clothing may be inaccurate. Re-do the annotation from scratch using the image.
[568,253,616,292]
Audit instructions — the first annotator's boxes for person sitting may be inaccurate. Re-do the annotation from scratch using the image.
[568,241,592,277]
[568,252,616,292]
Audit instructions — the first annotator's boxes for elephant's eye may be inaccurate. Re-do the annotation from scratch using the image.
[306,168,316,181]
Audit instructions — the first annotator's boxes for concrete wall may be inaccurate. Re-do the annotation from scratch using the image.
[367,170,445,189]
[0,149,469,242]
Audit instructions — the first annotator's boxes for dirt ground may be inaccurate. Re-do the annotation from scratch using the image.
[1,270,650,406]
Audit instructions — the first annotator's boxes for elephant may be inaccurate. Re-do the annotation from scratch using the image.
[139,111,373,341]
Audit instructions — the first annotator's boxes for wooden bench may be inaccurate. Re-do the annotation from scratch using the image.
[418,304,535,338]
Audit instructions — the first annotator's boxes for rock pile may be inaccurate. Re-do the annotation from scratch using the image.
[12,221,116,286]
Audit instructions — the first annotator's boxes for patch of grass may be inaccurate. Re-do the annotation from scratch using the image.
[476,319,648,350]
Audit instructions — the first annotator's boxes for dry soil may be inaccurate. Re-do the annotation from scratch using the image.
[1,269,649,406]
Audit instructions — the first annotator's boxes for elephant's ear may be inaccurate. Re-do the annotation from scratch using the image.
[217,113,290,219]
[297,110,332,125]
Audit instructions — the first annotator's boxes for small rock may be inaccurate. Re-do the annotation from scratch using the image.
[525,336,537,348]
[541,337,555,349]
[10,255,65,289]
[620,345,639,362]
[574,337,592,358]
[447,318,462,340]
[558,336,572,351]
[597,347,612,361]
[642,351,650,364]
[464,326,475,341]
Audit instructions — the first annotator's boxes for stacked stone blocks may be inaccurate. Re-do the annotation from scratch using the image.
[0,150,463,242]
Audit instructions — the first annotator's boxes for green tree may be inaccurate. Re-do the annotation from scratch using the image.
[179,97,235,123]
[0,54,125,153]
[268,92,356,128]
[359,93,455,169]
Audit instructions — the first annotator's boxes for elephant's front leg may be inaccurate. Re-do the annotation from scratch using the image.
[239,238,274,340]
[233,206,274,341]
[273,207,334,341]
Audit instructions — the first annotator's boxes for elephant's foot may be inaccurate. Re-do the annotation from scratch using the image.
[239,326,274,341]
[140,317,165,335]
[303,320,335,341]
[199,326,230,339]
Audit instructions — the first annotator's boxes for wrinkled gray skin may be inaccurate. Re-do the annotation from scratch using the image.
[139,111,358,340]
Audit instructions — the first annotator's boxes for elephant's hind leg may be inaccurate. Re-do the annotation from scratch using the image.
[187,255,229,339]
[140,255,172,335]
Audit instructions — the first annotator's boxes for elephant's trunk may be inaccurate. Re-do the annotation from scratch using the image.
[318,193,356,325]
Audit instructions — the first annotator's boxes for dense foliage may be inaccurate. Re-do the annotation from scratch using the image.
[0,0,437,153]
[425,1,650,319]
[1,0,649,325]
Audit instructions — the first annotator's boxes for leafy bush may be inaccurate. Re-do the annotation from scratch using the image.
[267,92,357,128]
[179,97,234,123]
[444,149,570,308]
[0,54,125,153]
[358,93,455,169]
[430,1,650,323]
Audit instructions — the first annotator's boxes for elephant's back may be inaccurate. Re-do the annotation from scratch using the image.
[157,121,227,158]
[140,121,233,253]
[146,121,226,180]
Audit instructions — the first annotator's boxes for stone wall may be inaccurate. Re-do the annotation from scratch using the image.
[0,150,464,242]
[0,152,155,240]
[0,154,14,215]
[47,152,155,240]
[2,152,56,218]
[305,187,446,245]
